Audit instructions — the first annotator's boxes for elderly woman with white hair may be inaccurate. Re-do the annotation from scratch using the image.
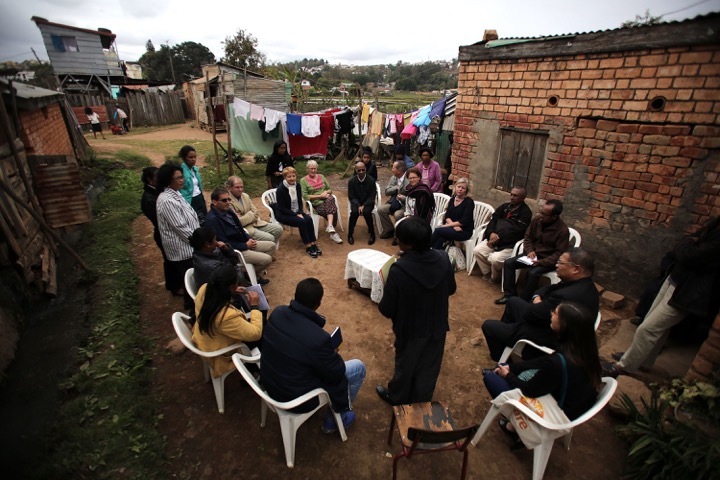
[430,177,475,250]
[300,160,343,244]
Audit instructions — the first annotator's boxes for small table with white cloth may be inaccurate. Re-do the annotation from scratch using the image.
[344,248,392,303]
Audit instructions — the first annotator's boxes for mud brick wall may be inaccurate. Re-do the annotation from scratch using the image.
[454,45,720,295]
[19,104,74,157]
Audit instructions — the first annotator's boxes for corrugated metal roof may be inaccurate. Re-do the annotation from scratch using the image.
[471,11,719,46]
[27,156,91,228]
[0,79,62,100]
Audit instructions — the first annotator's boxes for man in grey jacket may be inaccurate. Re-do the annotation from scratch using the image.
[377,160,409,239]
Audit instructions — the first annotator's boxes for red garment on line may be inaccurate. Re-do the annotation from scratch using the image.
[287,113,335,157]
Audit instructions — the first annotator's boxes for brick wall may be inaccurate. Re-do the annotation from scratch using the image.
[19,103,74,157]
[455,45,720,294]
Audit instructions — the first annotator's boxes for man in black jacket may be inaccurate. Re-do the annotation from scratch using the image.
[482,247,599,361]
[376,217,457,405]
[604,217,720,377]
[347,162,377,245]
[261,278,366,433]
[472,186,532,282]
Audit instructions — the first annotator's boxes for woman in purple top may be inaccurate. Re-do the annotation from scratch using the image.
[417,147,442,193]
[430,177,475,250]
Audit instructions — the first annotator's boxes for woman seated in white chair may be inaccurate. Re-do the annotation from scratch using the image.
[430,177,474,250]
[192,265,263,378]
[300,160,342,244]
[275,167,322,258]
[482,302,602,447]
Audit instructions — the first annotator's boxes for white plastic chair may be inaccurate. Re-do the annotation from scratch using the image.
[347,182,383,236]
[184,268,198,300]
[463,201,495,273]
[500,239,525,291]
[541,228,582,285]
[431,193,451,230]
[232,352,348,468]
[471,377,618,480]
[233,249,258,286]
[306,195,344,238]
[498,312,602,363]
[171,312,251,414]
[261,188,284,249]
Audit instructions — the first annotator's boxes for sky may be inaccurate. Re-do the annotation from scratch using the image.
[1,0,718,66]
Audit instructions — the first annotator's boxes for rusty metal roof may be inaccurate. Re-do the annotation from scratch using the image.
[27,156,91,228]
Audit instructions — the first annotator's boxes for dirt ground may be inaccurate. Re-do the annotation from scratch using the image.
[91,123,635,479]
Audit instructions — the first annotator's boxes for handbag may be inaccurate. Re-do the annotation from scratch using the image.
[445,242,466,272]
[493,353,571,449]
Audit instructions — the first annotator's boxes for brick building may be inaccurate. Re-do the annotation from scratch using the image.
[454,13,720,294]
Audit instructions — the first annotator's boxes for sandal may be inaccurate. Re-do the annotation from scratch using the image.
[601,361,624,378]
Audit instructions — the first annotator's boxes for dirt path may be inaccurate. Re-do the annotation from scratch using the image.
[112,123,629,479]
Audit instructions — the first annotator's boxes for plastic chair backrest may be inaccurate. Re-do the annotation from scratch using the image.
[473,201,494,231]
[261,189,278,222]
[185,268,198,300]
[568,227,581,248]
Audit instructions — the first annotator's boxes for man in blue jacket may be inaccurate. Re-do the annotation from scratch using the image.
[261,278,366,433]
[204,187,275,285]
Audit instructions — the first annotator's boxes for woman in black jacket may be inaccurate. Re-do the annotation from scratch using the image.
[483,302,602,423]
[265,140,294,189]
[140,166,174,294]
[274,167,321,258]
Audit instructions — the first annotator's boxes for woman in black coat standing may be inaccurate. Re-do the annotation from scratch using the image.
[140,166,174,294]
[265,140,294,189]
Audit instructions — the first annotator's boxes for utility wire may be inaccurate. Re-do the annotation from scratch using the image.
[659,0,714,18]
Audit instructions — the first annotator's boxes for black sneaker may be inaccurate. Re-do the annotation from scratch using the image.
[306,246,318,258]
[313,244,323,255]
[257,276,270,286]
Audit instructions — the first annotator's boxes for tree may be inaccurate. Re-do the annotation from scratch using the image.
[221,29,266,70]
[139,40,215,85]
[622,9,663,28]
[172,41,215,80]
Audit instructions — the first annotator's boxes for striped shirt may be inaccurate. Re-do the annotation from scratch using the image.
[157,188,200,261]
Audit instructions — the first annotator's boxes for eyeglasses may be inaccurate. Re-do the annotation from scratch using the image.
[556,261,578,267]
[172,175,184,180]
[356,169,366,172]
[217,198,231,203]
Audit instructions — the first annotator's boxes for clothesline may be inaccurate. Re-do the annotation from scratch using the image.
[225,93,454,158]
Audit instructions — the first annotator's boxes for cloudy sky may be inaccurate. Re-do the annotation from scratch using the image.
[1,0,717,66]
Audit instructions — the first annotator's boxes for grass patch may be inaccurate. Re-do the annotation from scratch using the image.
[34,151,166,479]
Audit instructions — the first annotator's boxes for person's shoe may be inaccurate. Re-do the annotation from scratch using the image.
[326,225,336,234]
[612,351,625,362]
[380,229,394,239]
[375,384,392,405]
[601,361,624,378]
[321,410,356,434]
[494,295,511,305]
[313,244,323,255]
[257,276,270,286]
[368,234,376,246]
[306,246,318,258]
[348,234,355,245]
[330,232,343,244]
[391,238,398,246]
[489,277,501,284]
[629,316,643,326]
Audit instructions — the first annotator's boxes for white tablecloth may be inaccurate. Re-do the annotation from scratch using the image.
[344,249,392,303]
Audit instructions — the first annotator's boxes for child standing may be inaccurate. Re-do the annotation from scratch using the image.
[84,107,105,139]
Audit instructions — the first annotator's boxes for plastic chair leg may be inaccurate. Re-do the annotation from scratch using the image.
[472,405,501,446]
[279,416,298,468]
[532,440,555,480]
[211,375,226,414]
